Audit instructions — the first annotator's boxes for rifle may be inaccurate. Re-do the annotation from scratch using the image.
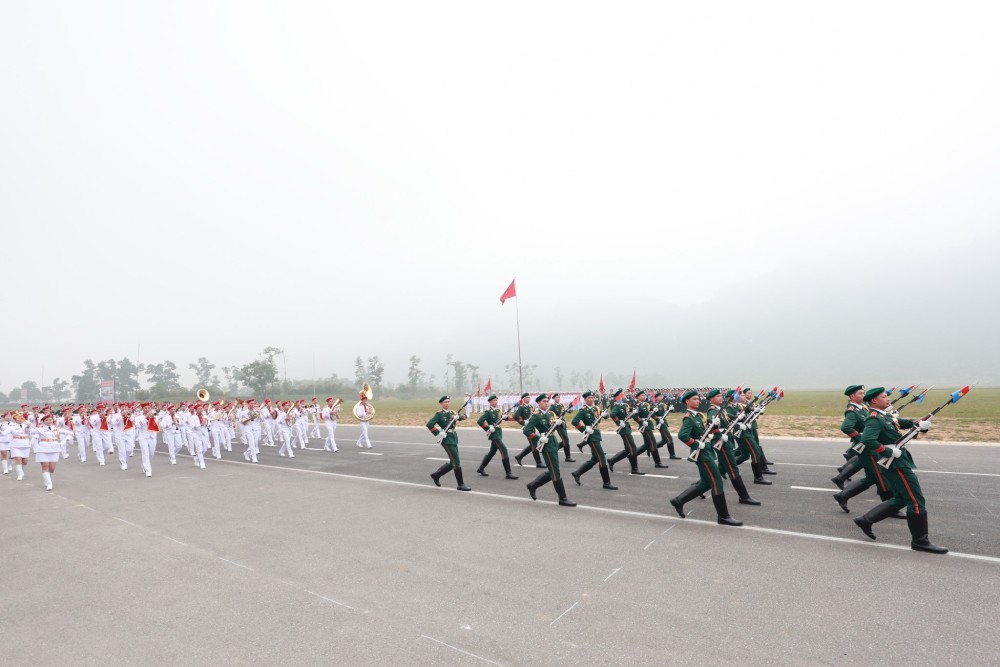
[481,404,517,439]
[892,386,930,414]
[433,399,473,443]
[688,395,737,460]
[877,385,972,469]
[574,407,610,452]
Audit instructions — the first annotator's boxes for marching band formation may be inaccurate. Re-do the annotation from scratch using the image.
[0,380,965,554]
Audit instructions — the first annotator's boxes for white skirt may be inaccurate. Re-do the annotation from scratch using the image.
[35,452,60,463]
[11,446,31,458]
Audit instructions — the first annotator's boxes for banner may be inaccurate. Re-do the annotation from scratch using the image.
[99,379,115,402]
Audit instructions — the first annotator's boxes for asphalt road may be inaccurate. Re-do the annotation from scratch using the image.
[2,424,998,666]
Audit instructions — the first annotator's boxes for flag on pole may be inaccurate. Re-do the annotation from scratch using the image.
[598,374,605,394]
[484,377,492,394]
[477,380,481,398]
[628,371,636,394]
[500,278,517,304]
[950,385,971,403]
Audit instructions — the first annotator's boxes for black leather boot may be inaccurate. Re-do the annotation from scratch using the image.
[563,440,575,463]
[875,489,907,518]
[430,463,450,487]
[665,436,682,459]
[572,459,594,485]
[908,511,948,554]
[669,483,702,518]
[651,448,668,469]
[502,458,518,480]
[607,450,626,472]
[532,449,545,468]
[853,501,899,540]
[599,465,618,490]
[477,455,490,476]
[515,445,532,466]
[712,493,743,526]
[526,472,551,500]
[831,456,863,489]
[751,462,772,485]
[454,467,471,491]
[834,477,870,513]
[628,454,645,475]
[554,479,576,507]
[732,476,760,505]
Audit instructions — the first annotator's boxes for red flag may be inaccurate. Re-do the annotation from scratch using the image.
[477,380,481,398]
[484,377,492,394]
[629,370,636,393]
[598,374,605,394]
[500,278,517,304]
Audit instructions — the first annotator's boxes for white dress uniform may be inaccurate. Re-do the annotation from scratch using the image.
[322,403,340,452]
[30,424,65,490]
[88,413,109,464]
[72,412,90,461]
[308,404,321,438]
[207,407,223,458]
[276,408,295,458]
[133,412,156,476]
[355,399,373,448]
[0,418,14,475]
[294,407,309,449]
[239,408,259,463]
[8,421,31,480]
[260,403,276,446]
[190,412,208,469]
[110,411,129,470]
[158,411,179,464]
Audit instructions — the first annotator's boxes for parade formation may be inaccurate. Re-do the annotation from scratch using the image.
[0,382,974,555]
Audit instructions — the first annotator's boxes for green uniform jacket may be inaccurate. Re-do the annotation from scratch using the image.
[707,405,729,446]
[652,402,669,428]
[634,401,653,432]
[609,403,633,435]
[426,410,465,445]
[522,410,554,444]
[860,409,917,470]
[840,402,869,445]
[477,407,504,442]
[678,409,714,460]
[571,405,603,443]
[510,403,533,426]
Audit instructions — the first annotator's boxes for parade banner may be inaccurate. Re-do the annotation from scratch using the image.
[99,379,115,402]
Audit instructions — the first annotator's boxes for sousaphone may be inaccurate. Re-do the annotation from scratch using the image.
[354,383,375,422]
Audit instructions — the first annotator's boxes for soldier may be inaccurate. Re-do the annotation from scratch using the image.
[652,392,681,460]
[475,394,518,479]
[852,387,946,554]
[606,389,644,475]
[569,391,617,490]
[633,390,668,469]
[706,389,759,506]
[549,393,575,463]
[831,384,868,487]
[512,393,544,468]
[732,388,773,484]
[523,394,576,506]
[426,396,470,491]
[668,390,742,526]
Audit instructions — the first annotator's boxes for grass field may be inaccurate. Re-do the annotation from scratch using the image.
[349,388,1000,443]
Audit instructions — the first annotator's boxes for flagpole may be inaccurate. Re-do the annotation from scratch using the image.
[514,281,523,393]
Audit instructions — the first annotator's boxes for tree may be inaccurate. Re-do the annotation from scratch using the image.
[72,359,99,403]
[407,356,424,396]
[189,357,216,388]
[116,357,141,400]
[221,366,243,394]
[366,356,385,393]
[450,359,468,395]
[145,361,182,399]
[21,381,41,402]
[467,364,480,392]
[46,377,70,402]
[444,354,453,392]
[353,356,365,386]
[554,366,564,390]
[241,359,277,398]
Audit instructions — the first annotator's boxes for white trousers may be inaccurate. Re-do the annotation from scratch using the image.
[356,421,371,448]
[293,421,307,449]
[76,430,90,461]
[138,432,156,474]
[209,428,223,458]
[278,427,295,457]
[323,421,338,450]
[244,427,259,461]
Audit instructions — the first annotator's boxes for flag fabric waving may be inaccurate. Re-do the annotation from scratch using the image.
[628,371,636,394]
[598,374,605,394]
[500,278,517,304]
[484,377,492,395]
[951,385,971,403]
[476,380,481,398]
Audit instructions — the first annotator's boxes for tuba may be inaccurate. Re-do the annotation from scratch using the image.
[353,383,375,422]
[196,388,210,402]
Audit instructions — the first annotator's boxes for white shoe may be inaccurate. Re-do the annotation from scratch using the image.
[357,443,363,448]
[62,454,69,459]
[81,458,87,463]
[289,454,295,458]
[243,452,251,461]
[199,463,206,469]
[214,455,221,460]
[251,457,258,463]
[99,462,105,466]
[129,452,134,457]
[170,459,176,465]
[121,465,128,471]
[366,444,372,449]
[145,472,152,477]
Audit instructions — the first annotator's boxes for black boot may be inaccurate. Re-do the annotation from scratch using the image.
[477,455,489,476]
[576,440,586,453]
[669,483,703,518]
[628,454,645,475]
[599,465,617,490]
[751,462,772,485]
[875,489,907,518]
[563,441,575,463]
[502,458,518,480]
[430,463,450,487]
[834,478,869,513]
[454,467,471,491]
[760,462,777,475]
[554,479,576,507]
[907,511,948,554]
[853,501,899,540]
[831,456,863,489]
[607,450,626,472]
[712,493,743,526]
[533,449,545,468]
[651,449,668,469]
[665,437,682,460]
[526,472,551,500]
[515,445,530,467]
[732,476,760,505]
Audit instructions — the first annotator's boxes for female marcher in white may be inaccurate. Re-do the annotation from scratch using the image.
[8,412,32,480]
[30,413,66,490]
[0,410,14,475]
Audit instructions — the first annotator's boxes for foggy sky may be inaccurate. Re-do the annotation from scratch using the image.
[3,1,999,392]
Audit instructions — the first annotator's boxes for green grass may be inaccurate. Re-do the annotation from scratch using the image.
[763,388,1000,421]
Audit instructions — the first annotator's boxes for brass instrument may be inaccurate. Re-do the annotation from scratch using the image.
[353,383,375,422]
[196,388,210,402]
[240,408,258,425]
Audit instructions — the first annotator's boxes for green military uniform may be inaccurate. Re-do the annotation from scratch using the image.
[830,391,869,486]
[524,394,575,506]
[668,389,741,526]
[475,397,517,479]
[425,398,470,490]
[569,396,617,490]
[606,395,644,474]
[652,396,679,459]
[731,391,773,481]
[550,399,575,462]
[710,396,760,505]
[633,396,667,468]
[831,395,886,506]
[512,396,544,468]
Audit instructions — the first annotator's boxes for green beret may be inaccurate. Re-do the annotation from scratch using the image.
[682,390,699,402]
[487,394,497,402]
[635,390,647,398]
[536,393,548,403]
[581,391,593,399]
[742,388,752,395]
[520,392,530,399]
[705,389,721,399]
[612,389,624,399]
[654,392,663,399]
[551,392,560,399]
[863,387,885,403]
[438,395,450,404]
[844,384,864,397]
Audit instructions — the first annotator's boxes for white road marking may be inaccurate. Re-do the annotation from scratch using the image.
[357,452,383,456]
[218,557,253,571]
[643,540,655,550]
[791,486,838,492]
[427,457,450,462]
[304,589,356,611]
[206,457,1000,564]
[603,567,621,582]
[662,525,675,536]
[549,601,580,627]
[113,517,142,529]
[636,473,679,479]
[420,635,501,665]
[163,536,188,547]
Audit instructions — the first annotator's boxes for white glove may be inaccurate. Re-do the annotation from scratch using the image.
[736,423,746,433]
[719,434,729,443]
[886,446,902,459]
[759,406,766,413]
[641,419,650,429]
[697,441,706,450]
[554,419,564,426]
[711,417,721,427]
[584,426,594,435]
[918,420,932,432]
[539,436,549,446]
[487,425,496,434]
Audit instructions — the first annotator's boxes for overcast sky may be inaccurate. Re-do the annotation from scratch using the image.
[3,1,998,392]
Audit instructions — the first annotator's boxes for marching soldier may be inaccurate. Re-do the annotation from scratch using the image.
[549,393,575,463]
[523,394,575,506]
[653,392,681,460]
[668,390,742,526]
[633,390,668,469]
[851,387,946,554]
[569,391,617,490]
[475,394,518,480]
[732,388,773,484]
[831,384,868,488]
[512,393,544,468]
[706,389,759,506]
[606,389,644,475]
[425,396,471,491]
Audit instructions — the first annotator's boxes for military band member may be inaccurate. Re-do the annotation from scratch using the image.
[852,387,946,554]
[668,390,742,526]
[523,394,576,506]
[0,410,12,475]
[606,389,645,475]
[831,384,868,489]
[569,391,617,490]
[549,393,575,463]
[475,395,518,479]
[355,391,373,448]
[706,389,759,506]
[512,393,544,468]
[322,397,340,452]
[30,413,66,490]
[652,392,681,459]
[426,396,470,491]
